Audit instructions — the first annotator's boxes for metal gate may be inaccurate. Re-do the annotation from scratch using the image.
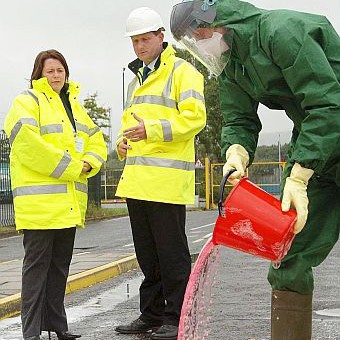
[0,130,15,227]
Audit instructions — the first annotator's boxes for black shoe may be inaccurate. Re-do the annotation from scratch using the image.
[55,331,82,340]
[150,324,178,340]
[115,317,162,334]
[24,337,40,340]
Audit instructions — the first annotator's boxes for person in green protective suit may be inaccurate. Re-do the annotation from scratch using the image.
[170,1,340,339]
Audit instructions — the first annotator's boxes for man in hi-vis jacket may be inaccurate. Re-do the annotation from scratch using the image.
[115,7,206,340]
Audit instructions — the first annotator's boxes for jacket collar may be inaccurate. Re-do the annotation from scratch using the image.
[32,77,81,97]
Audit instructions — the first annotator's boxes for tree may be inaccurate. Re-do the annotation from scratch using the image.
[254,143,289,163]
[83,93,111,143]
[174,47,224,161]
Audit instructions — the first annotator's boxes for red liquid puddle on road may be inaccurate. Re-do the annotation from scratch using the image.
[178,239,220,340]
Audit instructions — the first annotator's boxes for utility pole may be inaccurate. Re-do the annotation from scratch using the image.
[278,133,282,182]
[108,108,113,151]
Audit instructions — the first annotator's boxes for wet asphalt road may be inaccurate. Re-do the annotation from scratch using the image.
[66,244,339,340]
[0,210,339,339]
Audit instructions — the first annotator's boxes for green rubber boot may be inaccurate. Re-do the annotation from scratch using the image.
[271,290,312,340]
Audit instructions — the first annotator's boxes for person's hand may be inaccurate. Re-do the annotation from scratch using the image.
[82,161,92,174]
[123,113,147,142]
[281,163,314,234]
[117,138,131,159]
[222,144,249,185]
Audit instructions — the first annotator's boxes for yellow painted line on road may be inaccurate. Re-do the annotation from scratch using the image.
[0,254,139,320]
[66,254,139,293]
[0,293,21,320]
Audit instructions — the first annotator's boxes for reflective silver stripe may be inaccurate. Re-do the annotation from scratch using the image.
[76,122,90,134]
[174,59,185,69]
[116,133,123,141]
[126,77,139,108]
[40,124,63,135]
[162,60,185,98]
[13,184,67,198]
[179,89,205,103]
[131,95,177,109]
[89,126,100,136]
[9,118,38,144]
[21,90,39,105]
[76,122,100,136]
[85,152,105,164]
[75,182,88,193]
[160,119,172,141]
[50,152,72,179]
[162,68,174,98]
[126,156,195,171]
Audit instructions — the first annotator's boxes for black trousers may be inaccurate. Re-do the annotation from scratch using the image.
[21,228,76,339]
[126,199,191,326]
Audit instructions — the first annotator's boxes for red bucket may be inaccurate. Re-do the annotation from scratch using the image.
[212,171,297,262]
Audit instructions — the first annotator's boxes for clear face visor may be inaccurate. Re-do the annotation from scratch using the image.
[176,25,233,76]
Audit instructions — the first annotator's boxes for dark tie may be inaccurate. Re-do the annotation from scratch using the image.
[142,66,151,82]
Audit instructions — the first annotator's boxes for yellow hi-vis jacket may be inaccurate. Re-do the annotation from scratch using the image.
[4,78,107,230]
[116,44,206,204]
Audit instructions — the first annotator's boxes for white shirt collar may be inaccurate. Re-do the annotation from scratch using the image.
[144,57,158,71]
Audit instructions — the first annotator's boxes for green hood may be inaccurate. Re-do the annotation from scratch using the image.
[214,0,263,26]
[210,0,265,63]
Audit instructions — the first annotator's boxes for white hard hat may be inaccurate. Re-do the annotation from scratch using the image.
[125,7,165,37]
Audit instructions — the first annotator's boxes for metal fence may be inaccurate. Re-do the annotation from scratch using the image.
[88,171,102,207]
[0,130,15,227]
[100,160,284,207]
[100,167,206,203]
[208,160,285,209]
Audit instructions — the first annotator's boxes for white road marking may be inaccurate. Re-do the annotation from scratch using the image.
[190,223,214,231]
[74,251,91,256]
[315,308,340,317]
[192,233,213,244]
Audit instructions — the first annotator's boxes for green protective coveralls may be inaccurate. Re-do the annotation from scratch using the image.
[214,0,340,294]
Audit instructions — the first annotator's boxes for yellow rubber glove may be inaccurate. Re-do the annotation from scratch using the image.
[223,144,249,185]
[281,163,314,234]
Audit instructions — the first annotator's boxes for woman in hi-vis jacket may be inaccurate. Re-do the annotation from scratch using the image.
[5,49,107,340]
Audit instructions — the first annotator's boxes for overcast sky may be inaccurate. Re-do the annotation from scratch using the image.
[1,0,340,145]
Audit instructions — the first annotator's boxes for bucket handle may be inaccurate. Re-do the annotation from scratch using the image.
[218,169,236,217]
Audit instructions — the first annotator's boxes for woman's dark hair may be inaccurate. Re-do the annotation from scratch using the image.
[30,49,69,88]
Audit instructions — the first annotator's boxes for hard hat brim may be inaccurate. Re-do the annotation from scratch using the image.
[125,26,165,37]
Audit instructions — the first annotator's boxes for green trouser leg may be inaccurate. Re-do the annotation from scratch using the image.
[268,177,340,293]
[271,290,312,340]
[268,169,339,340]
